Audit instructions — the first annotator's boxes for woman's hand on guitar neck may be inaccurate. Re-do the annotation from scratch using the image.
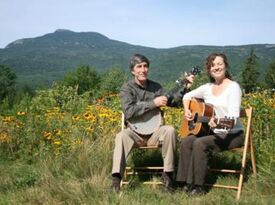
[153,96,168,107]
[208,118,217,128]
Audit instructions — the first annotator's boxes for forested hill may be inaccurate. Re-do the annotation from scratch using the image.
[0,29,275,87]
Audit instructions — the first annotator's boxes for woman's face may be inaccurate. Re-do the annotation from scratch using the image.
[210,56,226,81]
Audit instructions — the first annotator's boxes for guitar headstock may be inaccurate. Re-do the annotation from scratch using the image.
[216,117,235,130]
[188,66,201,76]
[175,66,201,86]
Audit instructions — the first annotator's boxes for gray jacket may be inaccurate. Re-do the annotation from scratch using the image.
[120,79,188,120]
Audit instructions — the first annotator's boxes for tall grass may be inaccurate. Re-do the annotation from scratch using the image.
[0,86,274,204]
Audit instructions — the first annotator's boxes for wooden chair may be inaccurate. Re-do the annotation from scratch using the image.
[206,107,257,200]
[120,113,164,187]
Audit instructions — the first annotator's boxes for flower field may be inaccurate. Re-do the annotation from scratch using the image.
[0,85,274,204]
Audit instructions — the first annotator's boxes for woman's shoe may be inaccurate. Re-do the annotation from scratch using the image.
[188,185,206,196]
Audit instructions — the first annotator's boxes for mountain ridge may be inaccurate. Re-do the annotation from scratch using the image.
[0,29,274,87]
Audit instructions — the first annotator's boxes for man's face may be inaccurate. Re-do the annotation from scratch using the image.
[131,62,149,85]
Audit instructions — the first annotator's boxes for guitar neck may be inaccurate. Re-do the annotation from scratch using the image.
[165,66,201,101]
[196,116,234,129]
[197,115,212,124]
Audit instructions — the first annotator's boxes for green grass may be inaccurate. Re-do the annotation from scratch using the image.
[0,141,274,205]
[0,89,274,204]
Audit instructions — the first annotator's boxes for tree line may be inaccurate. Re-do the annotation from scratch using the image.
[1,48,275,110]
[0,65,127,110]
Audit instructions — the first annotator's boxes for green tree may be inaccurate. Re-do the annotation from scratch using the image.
[12,83,35,105]
[241,48,260,93]
[264,60,275,89]
[0,65,17,102]
[100,67,127,94]
[191,69,209,89]
[62,65,100,94]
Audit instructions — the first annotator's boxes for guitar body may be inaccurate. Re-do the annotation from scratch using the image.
[180,98,214,137]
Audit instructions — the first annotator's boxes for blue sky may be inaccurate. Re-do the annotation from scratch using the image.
[1,0,275,48]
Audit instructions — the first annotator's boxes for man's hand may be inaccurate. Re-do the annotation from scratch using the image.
[153,96,168,107]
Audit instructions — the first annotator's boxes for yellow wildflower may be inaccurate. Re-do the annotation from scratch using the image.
[2,116,14,123]
[72,116,81,121]
[86,126,94,132]
[43,131,52,140]
[0,132,11,142]
[75,139,83,144]
[84,112,91,117]
[98,113,108,118]
[54,129,62,136]
[53,140,61,145]
[17,111,26,116]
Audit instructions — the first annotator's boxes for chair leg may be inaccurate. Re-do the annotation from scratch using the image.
[236,149,248,200]
[236,129,250,200]
[249,132,257,177]
[236,166,244,200]
[121,168,128,186]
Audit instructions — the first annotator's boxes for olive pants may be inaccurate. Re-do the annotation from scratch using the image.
[112,125,177,177]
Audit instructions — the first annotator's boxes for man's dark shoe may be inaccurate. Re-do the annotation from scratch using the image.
[111,176,121,192]
[188,185,206,197]
[161,172,174,193]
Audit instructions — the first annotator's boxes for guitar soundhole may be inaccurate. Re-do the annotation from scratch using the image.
[193,113,198,123]
[188,112,198,130]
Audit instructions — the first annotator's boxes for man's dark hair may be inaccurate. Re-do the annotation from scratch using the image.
[129,54,150,71]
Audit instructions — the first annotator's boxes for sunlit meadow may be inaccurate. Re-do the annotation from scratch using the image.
[0,85,274,204]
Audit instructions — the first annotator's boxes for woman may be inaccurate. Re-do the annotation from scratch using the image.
[176,53,244,196]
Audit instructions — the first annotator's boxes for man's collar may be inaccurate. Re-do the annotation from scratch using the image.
[130,79,149,89]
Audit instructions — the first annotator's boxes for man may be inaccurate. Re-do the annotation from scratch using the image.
[111,53,194,192]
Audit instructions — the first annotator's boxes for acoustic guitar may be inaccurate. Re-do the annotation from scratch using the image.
[179,98,235,137]
[127,66,201,135]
